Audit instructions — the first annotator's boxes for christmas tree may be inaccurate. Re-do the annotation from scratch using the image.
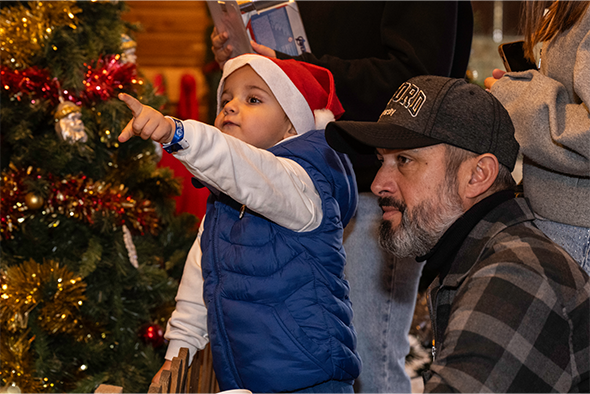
[1,1,199,392]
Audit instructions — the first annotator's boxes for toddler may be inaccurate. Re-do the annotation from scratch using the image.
[119,54,360,393]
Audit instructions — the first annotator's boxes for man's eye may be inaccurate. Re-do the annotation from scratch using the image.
[397,155,411,165]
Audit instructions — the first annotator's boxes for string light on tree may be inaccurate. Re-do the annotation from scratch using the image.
[1,166,160,240]
[0,1,81,68]
[1,1,196,391]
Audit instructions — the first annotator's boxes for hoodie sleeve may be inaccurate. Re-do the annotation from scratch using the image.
[164,221,209,363]
[491,36,590,176]
[171,120,323,232]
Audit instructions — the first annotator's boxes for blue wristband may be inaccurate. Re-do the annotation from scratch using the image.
[169,117,184,144]
[163,117,189,153]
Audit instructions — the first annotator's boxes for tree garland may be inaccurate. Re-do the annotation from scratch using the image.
[0,1,82,69]
[1,165,160,240]
[1,259,88,392]
[1,54,142,107]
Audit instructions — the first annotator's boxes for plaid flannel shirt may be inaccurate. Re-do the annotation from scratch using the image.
[424,196,590,392]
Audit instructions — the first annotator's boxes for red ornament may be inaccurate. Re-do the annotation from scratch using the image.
[140,323,165,348]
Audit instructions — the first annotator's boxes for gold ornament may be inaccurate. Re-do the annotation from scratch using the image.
[0,1,82,68]
[24,192,43,210]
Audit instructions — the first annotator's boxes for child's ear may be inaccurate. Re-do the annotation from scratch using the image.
[282,123,297,139]
[464,153,499,199]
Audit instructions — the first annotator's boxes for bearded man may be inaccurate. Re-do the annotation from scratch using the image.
[325,75,590,393]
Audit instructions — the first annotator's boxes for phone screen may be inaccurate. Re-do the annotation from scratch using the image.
[498,41,538,72]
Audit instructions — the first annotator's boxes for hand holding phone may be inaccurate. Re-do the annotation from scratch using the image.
[207,1,253,59]
[498,40,538,72]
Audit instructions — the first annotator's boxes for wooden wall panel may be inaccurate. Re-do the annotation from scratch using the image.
[122,1,214,121]
[123,1,211,68]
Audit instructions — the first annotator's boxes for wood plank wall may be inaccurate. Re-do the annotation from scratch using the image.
[122,1,214,122]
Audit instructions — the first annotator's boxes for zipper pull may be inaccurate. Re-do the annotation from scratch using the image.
[239,204,246,219]
[432,339,437,361]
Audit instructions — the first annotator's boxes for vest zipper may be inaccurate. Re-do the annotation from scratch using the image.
[427,286,439,361]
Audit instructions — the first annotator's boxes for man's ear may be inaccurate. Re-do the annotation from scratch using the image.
[464,153,499,199]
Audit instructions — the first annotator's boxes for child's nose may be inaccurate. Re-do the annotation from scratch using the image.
[223,99,238,115]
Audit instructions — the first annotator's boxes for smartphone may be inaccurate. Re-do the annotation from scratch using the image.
[207,0,253,58]
[498,41,538,72]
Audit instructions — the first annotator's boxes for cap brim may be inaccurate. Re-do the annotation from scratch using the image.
[325,120,442,156]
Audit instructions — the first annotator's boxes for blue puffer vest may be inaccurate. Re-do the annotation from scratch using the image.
[199,130,361,392]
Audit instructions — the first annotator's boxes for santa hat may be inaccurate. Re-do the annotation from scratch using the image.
[217,54,344,135]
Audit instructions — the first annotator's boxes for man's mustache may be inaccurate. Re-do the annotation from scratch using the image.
[378,196,406,214]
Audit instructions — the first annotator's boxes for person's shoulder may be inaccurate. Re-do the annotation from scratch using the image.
[475,219,589,305]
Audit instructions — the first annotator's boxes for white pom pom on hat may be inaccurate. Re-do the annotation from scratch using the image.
[217,54,344,135]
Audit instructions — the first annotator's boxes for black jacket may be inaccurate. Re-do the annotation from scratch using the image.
[278,1,473,191]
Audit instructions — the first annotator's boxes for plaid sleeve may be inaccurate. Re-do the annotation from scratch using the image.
[424,257,581,393]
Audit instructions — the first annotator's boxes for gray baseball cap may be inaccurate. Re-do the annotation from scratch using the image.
[325,75,519,171]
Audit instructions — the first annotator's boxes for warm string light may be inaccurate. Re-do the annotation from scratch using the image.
[0,1,82,68]
[80,54,142,103]
[1,166,160,240]
[0,259,90,392]
[2,1,168,392]
[1,55,141,107]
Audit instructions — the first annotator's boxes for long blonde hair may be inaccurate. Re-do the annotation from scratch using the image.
[523,1,590,62]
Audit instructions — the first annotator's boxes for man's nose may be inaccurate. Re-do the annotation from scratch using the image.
[371,166,397,197]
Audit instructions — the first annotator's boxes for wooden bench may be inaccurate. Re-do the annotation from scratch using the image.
[95,345,218,393]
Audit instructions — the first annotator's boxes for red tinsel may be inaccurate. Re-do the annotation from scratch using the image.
[80,54,141,104]
[1,166,160,240]
[0,66,61,106]
[0,54,141,107]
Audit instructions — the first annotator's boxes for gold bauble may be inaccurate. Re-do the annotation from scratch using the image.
[24,193,43,210]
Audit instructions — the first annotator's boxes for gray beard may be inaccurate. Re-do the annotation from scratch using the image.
[378,184,465,258]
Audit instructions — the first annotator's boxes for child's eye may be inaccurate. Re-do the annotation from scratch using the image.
[220,96,231,107]
[248,96,261,104]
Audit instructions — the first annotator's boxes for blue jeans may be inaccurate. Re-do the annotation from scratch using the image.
[343,193,425,393]
[534,216,590,275]
[291,380,354,393]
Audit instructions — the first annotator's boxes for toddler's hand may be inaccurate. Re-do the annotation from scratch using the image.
[118,93,174,143]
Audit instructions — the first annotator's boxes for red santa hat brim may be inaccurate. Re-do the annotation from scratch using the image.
[218,54,344,135]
